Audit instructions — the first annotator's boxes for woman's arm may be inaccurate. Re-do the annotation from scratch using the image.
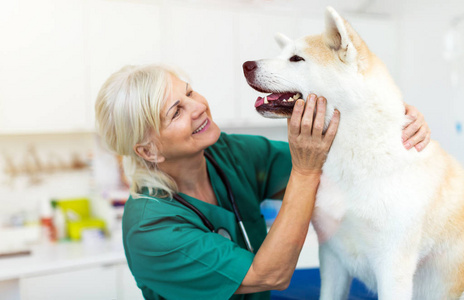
[236,95,340,294]
[402,103,431,151]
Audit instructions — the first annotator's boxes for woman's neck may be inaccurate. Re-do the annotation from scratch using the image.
[158,152,218,205]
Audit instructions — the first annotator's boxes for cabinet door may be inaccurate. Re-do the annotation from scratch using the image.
[161,5,237,127]
[86,0,163,129]
[115,263,144,300]
[20,265,117,300]
[0,0,87,134]
[0,279,20,300]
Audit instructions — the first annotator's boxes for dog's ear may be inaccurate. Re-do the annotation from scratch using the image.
[324,6,363,64]
[275,33,292,49]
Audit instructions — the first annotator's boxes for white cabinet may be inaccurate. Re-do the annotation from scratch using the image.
[161,5,238,126]
[19,263,143,300]
[0,0,88,134]
[20,265,117,300]
[0,0,163,134]
[86,0,163,129]
[116,263,145,300]
[0,1,400,134]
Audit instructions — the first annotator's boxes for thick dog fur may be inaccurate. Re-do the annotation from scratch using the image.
[244,7,464,300]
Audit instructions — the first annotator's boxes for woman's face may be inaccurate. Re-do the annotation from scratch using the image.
[155,74,221,161]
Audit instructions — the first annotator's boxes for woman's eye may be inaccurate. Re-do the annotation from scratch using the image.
[172,107,180,119]
[289,55,305,62]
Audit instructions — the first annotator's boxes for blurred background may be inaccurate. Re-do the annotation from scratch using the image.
[0,0,463,299]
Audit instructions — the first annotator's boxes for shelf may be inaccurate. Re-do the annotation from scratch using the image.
[0,129,96,137]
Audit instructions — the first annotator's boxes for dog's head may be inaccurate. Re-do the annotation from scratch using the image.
[243,7,378,119]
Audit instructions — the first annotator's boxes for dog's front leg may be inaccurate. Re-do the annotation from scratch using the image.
[319,244,352,300]
[374,251,417,300]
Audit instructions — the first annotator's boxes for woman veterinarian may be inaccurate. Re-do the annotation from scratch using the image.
[94,64,430,300]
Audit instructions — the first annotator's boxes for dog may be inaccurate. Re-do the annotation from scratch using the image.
[243,6,464,300]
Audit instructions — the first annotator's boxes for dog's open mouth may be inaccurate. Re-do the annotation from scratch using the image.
[255,92,302,118]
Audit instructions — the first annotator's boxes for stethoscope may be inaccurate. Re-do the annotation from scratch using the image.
[172,151,254,253]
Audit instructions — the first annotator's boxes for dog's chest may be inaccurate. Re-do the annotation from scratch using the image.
[313,187,381,255]
[312,175,387,286]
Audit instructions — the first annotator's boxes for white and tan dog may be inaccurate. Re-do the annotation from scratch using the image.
[243,7,464,300]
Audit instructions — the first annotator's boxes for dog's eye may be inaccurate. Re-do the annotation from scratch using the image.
[289,55,305,62]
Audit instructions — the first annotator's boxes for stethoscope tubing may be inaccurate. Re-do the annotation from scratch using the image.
[173,151,254,253]
[172,193,215,231]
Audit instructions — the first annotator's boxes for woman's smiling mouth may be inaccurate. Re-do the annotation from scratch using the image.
[192,119,209,134]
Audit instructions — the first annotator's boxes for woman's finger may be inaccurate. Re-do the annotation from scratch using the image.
[403,125,428,150]
[402,118,422,142]
[404,104,418,123]
[323,110,340,149]
[299,94,317,137]
[310,97,327,139]
[414,131,431,152]
[288,99,305,137]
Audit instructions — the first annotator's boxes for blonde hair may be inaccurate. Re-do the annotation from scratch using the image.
[95,64,184,198]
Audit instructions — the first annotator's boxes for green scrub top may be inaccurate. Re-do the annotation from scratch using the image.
[123,133,292,300]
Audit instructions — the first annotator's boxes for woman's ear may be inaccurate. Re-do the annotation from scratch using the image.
[133,143,165,164]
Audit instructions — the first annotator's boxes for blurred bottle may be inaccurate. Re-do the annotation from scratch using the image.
[53,206,67,241]
[40,198,56,242]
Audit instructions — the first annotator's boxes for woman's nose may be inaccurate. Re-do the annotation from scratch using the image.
[190,99,207,119]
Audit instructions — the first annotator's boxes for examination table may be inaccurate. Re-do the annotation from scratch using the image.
[271,268,377,300]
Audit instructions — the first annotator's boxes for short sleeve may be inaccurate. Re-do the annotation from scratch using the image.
[126,215,254,299]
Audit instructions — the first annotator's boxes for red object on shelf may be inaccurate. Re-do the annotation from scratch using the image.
[41,217,56,242]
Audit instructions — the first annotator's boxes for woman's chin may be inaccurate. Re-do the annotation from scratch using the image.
[208,122,221,143]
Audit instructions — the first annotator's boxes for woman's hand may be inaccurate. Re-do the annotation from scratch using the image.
[402,104,431,152]
[287,94,340,175]
[238,94,339,295]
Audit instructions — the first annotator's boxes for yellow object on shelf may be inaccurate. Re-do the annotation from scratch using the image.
[52,198,106,240]
[68,218,106,240]
[53,197,91,220]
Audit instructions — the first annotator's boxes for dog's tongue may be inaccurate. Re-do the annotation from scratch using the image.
[255,97,265,107]
[255,92,296,107]
[267,93,282,101]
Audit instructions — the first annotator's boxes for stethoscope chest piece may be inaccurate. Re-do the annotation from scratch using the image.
[216,228,232,241]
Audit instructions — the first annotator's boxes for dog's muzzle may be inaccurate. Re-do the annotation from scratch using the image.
[243,61,257,85]
[242,60,302,119]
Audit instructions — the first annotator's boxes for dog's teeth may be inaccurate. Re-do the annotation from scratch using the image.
[287,97,293,101]
[264,97,269,104]
[288,98,294,102]
[293,93,301,99]
[283,99,287,102]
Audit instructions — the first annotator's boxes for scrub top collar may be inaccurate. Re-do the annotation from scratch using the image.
[140,153,233,213]
[139,156,248,249]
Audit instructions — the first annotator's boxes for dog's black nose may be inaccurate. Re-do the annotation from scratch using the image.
[243,61,257,74]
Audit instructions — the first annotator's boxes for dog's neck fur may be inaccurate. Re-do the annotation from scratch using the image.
[320,62,411,182]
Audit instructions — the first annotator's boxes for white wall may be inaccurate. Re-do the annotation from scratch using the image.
[0,0,463,216]
[396,0,464,163]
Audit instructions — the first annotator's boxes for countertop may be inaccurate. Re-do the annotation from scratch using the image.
[0,238,126,281]
[0,227,319,282]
